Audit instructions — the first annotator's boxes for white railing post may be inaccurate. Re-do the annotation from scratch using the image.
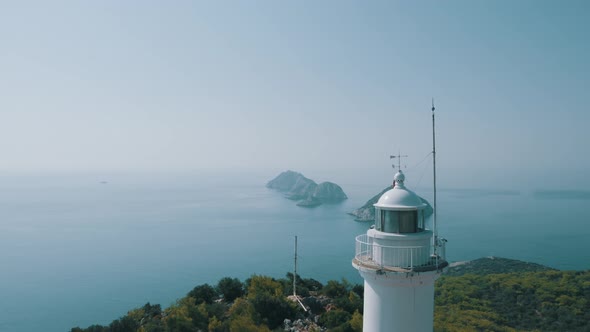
[355,235,443,270]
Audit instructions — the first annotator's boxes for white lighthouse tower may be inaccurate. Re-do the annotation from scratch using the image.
[352,169,447,331]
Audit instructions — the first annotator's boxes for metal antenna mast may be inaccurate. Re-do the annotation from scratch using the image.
[292,236,307,311]
[432,98,438,255]
[293,235,298,296]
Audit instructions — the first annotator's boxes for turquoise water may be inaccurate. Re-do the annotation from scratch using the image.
[0,172,588,332]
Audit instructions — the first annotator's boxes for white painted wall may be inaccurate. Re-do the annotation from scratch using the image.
[360,271,438,332]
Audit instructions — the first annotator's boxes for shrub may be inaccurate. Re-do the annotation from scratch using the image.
[188,284,218,304]
[217,277,244,302]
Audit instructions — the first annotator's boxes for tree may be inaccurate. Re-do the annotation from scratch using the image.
[284,273,323,296]
[206,302,228,321]
[229,316,270,332]
[163,298,199,332]
[109,316,139,332]
[351,284,364,299]
[228,298,255,320]
[349,310,363,332]
[251,293,296,329]
[208,316,224,332]
[217,277,244,302]
[319,309,352,329]
[188,284,218,304]
[302,277,324,292]
[246,275,283,299]
[322,279,350,298]
[244,275,296,329]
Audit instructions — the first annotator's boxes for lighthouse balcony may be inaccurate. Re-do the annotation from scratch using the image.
[354,234,447,272]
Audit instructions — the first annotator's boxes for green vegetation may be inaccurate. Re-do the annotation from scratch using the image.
[72,274,361,332]
[72,259,590,332]
[434,270,590,331]
[445,257,556,277]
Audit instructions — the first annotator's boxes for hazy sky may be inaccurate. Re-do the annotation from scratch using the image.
[1,1,588,184]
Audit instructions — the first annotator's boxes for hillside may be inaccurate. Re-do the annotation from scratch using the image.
[71,258,590,332]
[445,256,556,276]
[435,270,589,331]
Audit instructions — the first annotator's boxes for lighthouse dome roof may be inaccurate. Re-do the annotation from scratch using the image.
[374,171,428,210]
[374,187,427,210]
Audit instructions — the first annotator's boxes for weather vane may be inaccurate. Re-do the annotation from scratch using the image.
[390,152,408,170]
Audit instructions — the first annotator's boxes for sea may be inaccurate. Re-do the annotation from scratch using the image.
[0,170,589,332]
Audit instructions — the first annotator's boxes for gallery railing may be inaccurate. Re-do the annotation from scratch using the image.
[354,234,447,272]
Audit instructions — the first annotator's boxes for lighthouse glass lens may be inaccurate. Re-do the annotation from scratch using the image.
[399,210,418,233]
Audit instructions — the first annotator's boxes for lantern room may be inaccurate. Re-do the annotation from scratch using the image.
[373,170,429,234]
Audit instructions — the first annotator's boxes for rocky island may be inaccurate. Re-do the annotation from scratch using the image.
[349,185,433,221]
[266,170,347,207]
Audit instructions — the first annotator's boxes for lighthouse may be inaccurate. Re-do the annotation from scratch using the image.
[352,169,447,332]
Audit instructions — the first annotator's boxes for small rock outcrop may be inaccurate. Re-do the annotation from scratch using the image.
[267,171,347,208]
[283,317,324,332]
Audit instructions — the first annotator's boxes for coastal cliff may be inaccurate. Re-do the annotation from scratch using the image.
[267,171,347,207]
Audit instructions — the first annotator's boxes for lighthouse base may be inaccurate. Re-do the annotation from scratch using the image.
[359,270,439,332]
